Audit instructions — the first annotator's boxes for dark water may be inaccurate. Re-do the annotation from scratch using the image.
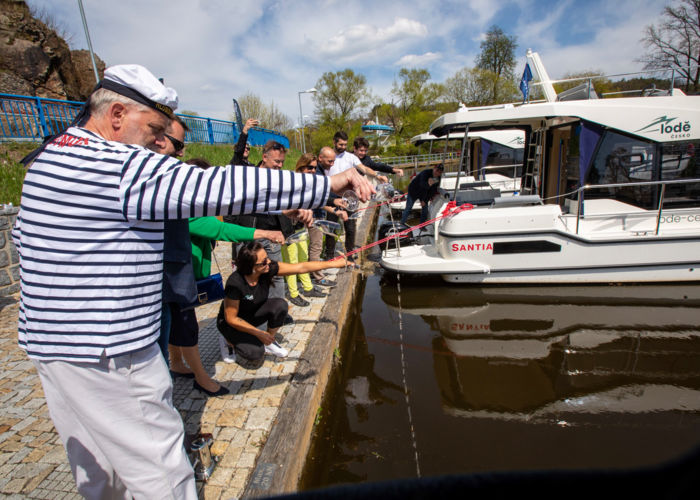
[302,254,700,487]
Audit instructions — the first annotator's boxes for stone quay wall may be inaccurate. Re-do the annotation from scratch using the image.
[0,206,20,296]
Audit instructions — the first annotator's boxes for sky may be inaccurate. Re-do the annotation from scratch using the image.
[27,0,670,125]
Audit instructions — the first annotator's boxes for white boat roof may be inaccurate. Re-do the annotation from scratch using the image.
[430,50,700,143]
[430,93,700,143]
[410,129,525,148]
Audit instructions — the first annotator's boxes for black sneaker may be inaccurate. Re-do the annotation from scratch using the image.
[313,278,337,287]
[287,294,310,307]
[302,287,326,298]
[283,314,294,325]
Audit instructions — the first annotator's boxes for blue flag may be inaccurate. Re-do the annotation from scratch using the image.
[520,63,533,103]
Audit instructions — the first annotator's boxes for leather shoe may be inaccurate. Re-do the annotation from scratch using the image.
[193,380,230,397]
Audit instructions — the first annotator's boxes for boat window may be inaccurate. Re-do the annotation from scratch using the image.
[484,143,524,178]
[586,130,657,208]
[659,140,700,208]
[492,240,561,254]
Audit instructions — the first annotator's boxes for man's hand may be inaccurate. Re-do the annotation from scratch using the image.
[335,209,349,222]
[254,229,284,244]
[330,168,375,201]
[243,118,259,134]
[282,208,314,226]
[392,168,404,177]
[377,174,389,183]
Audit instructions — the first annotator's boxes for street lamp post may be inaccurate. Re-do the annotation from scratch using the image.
[297,88,317,153]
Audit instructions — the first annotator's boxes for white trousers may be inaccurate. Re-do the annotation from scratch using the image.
[33,343,197,500]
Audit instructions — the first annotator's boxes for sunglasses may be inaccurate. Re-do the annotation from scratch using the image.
[165,134,185,153]
[254,258,271,268]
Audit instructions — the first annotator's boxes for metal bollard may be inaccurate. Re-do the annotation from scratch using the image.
[190,433,218,481]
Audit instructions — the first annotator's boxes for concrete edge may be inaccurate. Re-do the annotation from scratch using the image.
[243,206,377,498]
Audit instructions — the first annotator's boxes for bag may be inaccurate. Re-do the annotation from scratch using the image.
[191,273,225,308]
[182,241,226,310]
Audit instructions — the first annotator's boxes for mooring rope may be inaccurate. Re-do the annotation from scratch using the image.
[383,204,421,477]
[330,200,474,261]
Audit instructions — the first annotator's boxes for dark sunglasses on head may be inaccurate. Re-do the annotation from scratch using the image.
[165,134,185,152]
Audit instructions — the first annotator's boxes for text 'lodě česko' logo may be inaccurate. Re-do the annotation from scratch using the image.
[635,116,692,139]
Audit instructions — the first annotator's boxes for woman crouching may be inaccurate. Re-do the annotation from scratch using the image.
[217,241,353,367]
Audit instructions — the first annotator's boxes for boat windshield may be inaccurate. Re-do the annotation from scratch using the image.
[582,131,700,209]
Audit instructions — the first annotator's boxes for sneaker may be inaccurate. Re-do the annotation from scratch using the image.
[283,314,295,326]
[313,278,337,288]
[302,287,326,298]
[218,335,236,363]
[264,341,289,358]
[287,294,310,307]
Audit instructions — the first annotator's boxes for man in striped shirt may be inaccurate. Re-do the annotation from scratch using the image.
[12,64,372,499]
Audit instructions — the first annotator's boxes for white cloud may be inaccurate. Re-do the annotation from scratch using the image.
[395,52,442,67]
[313,17,428,63]
[22,0,672,124]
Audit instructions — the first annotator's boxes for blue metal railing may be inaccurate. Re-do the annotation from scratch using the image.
[0,92,289,148]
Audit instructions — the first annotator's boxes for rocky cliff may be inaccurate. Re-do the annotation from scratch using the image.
[0,0,105,100]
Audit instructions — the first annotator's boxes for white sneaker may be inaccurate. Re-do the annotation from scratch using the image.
[264,341,289,358]
[219,335,236,363]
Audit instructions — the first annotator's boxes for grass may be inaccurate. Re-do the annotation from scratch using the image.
[0,140,303,205]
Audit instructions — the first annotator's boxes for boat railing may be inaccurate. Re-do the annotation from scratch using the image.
[573,178,700,235]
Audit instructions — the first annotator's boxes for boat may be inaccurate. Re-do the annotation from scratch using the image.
[380,51,700,284]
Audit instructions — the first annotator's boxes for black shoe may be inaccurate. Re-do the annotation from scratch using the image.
[302,287,326,298]
[313,278,337,287]
[193,380,230,397]
[283,314,294,325]
[287,294,310,307]
[170,370,195,379]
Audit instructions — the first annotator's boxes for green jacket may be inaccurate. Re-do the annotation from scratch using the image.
[189,217,255,279]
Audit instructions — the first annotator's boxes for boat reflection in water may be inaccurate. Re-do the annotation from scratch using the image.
[381,282,700,425]
[303,277,700,488]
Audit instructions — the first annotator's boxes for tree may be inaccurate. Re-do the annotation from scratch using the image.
[391,68,443,113]
[475,25,518,102]
[639,0,700,93]
[313,69,371,130]
[233,92,292,131]
[375,68,443,145]
[444,67,504,106]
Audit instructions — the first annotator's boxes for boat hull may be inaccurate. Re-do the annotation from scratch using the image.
[380,202,700,284]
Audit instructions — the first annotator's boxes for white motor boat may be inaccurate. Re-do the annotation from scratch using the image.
[381,51,700,284]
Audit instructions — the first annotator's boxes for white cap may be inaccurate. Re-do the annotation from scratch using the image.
[103,64,178,114]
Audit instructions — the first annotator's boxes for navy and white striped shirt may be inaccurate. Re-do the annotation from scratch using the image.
[12,127,329,362]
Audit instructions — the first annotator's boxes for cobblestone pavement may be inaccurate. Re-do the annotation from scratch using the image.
[0,240,342,499]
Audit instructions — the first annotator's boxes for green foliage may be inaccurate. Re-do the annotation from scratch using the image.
[313,69,370,130]
[0,142,38,205]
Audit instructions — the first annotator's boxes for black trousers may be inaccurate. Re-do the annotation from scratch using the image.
[324,213,356,258]
[216,297,287,362]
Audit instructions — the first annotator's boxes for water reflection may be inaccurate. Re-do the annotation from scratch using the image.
[303,277,700,488]
[382,283,700,420]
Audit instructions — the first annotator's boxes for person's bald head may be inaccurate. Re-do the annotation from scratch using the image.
[318,147,336,170]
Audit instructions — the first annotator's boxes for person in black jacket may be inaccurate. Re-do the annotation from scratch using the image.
[401,163,444,224]
[230,118,258,166]
[225,141,312,305]
[353,136,404,177]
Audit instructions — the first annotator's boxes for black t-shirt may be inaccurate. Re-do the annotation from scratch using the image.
[218,261,280,324]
